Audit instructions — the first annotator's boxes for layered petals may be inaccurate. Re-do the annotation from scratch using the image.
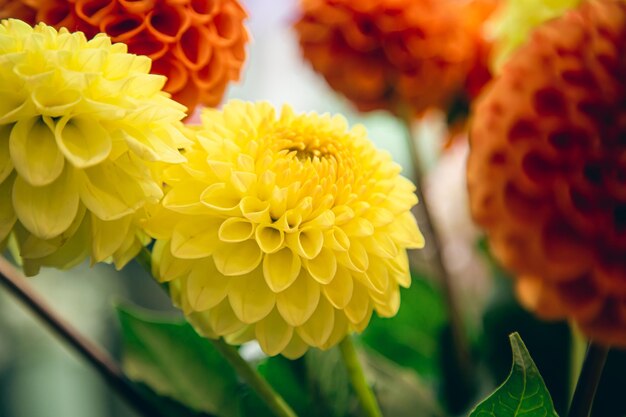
[0,20,186,273]
[149,101,424,356]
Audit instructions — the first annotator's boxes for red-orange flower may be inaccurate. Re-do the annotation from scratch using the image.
[468,0,626,346]
[1,0,249,113]
[295,0,497,117]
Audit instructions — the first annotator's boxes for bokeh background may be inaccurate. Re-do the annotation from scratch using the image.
[0,1,491,416]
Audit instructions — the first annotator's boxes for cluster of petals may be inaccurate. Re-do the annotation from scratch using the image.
[294,0,497,117]
[0,19,188,275]
[488,0,581,70]
[146,100,424,357]
[468,0,626,346]
[0,0,249,113]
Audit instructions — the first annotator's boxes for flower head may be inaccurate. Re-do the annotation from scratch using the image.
[488,0,581,70]
[294,0,497,117]
[0,0,249,113]
[468,0,626,346]
[0,19,188,275]
[146,100,424,357]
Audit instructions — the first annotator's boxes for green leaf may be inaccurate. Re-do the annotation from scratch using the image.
[469,332,559,417]
[116,304,245,417]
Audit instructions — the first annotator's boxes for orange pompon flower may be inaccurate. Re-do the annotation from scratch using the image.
[295,0,497,117]
[468,0,626,346]
[1,0,249,113]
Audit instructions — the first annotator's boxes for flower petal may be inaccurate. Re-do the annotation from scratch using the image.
[186,258,229,311]
[0,172,16,241]
[9,117,64,186]
[255,309,294,356]
[12,168,79,239]
[218,217,254,242]
[228,269,276,324]
[54,116,112,168]
[281,333,308,359]
[213,240,262,276]
[276,270,320,326]
[296,297,335,348]
[91,213,132,262]
[263,247,301,292]
[343,281,371,325]
[207,299,246,336]
[322,266,353,309]
[305,247,337,284]
[0,124,14,183]
[171,217,221,259]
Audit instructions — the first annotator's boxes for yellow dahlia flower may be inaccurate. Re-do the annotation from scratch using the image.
[0,19,188,275]
[489,0,581,70]
[146,100,424,357]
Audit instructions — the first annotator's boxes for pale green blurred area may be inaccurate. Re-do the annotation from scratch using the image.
[0,1,468,416]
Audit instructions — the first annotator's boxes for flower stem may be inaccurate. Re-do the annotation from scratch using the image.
[399,116,472,385]
[0,256,167,417]
[211,338,297,417]
[137,248,298,417]
[567,342,609,417]
[338,336,383,417]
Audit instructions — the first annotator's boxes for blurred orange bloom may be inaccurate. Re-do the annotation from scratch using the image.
[295,0,497,118]
[468,0,626,346]
[2,0,249,113]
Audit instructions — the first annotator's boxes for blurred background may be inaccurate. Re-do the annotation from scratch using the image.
[0,1,492,416]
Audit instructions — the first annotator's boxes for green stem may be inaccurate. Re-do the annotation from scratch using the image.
[338,336,383,417]
[567,342,609,417]
[0,256,168,417]
[137,248,297,417]
[399,115,472,385]
[212,338,297,417]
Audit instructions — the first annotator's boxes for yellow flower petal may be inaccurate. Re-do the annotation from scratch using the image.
[320,311,348,350]
[13,168,79,239]
[276,270,320,326]
[218,217,255,242]
[228,269,276,324]
[255,309,294,356]
[305,247,337,284]
[213,240,262,276]
[208,299,246,336]
[0,124,14,183]
[322,266,353,309]
[162,180,211,215]
[263,247,301,292]
[186,259,229,311]
[155,240,194,282]
[281,333,308,359]
[170,217,221,259]
[296,297,335,348]
[288,227,324,259]
[0,173,16,241]
[344,282,371,325]
[254,224,284,253]
[9,117,64,186]
[90,214,132,262]
[54,116,112,168]
[78,161,146,221]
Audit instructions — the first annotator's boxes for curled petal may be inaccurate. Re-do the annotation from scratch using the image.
[263,247,301,292]
[54,116,112,169]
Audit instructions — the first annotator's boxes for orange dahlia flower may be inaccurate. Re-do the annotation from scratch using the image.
[295,0,497,117]
[468,0,626,346]
[1,0,249,113]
